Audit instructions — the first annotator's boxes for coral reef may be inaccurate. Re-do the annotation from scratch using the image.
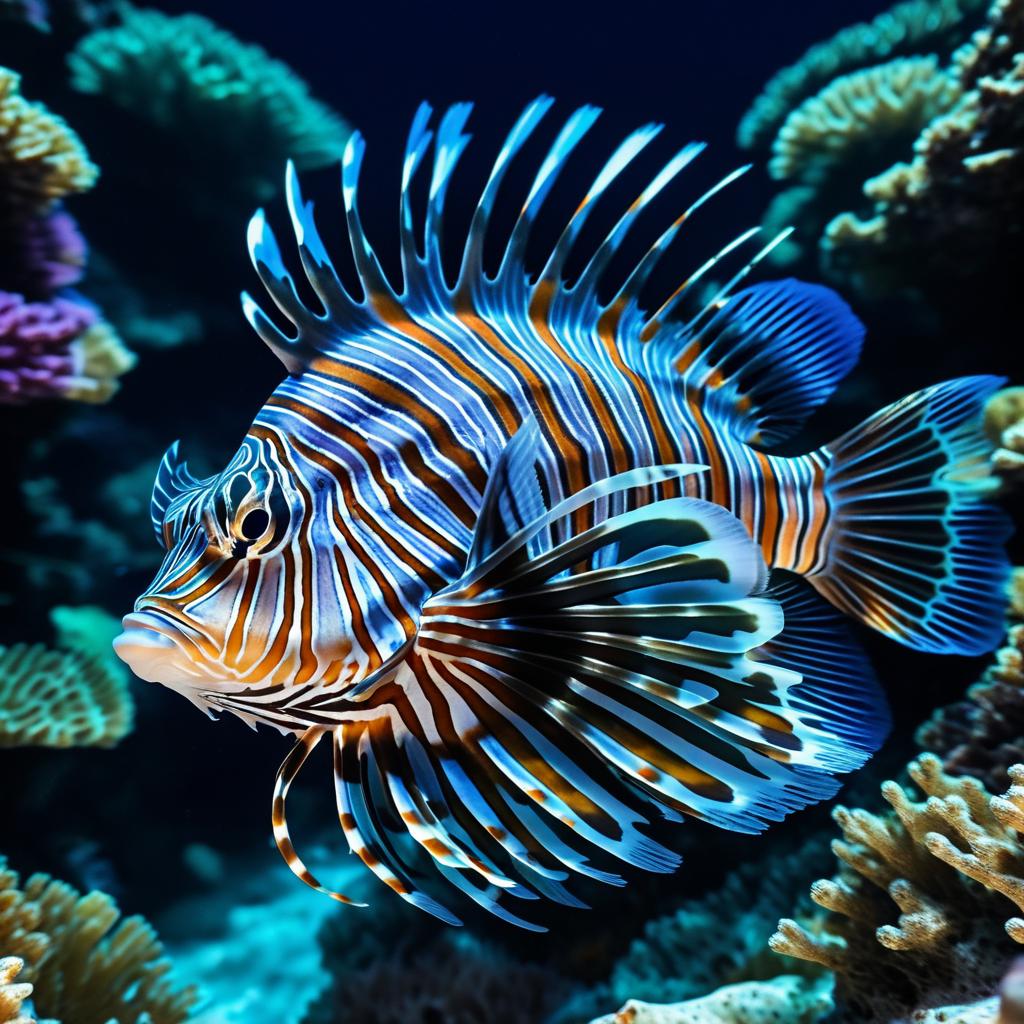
[0,292,134,404]
[0,957,31,1024]
[770,754,1024,1019]
[586,976,833,1024]
[67,5,351,200]
[986,387,1024,478]
[0,856,197,1023]
[737,0,987,151]
[822,0,1024,296]
[0,69,132,402]
[0,67,96,206]
[49,603,127,677]
[917,569,1024,794]
[0,208,87,296]
[769,57,960,184]
[0,642,132,747]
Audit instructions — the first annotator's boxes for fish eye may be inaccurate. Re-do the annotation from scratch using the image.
[239,508,271,541]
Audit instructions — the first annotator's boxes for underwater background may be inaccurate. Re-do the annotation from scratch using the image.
[1,0,1023,1021]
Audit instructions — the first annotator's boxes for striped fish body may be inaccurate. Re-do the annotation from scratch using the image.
[250,317,831,670]
[116,99,1011,928]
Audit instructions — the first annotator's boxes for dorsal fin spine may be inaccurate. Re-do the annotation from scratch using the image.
[244,99,769,373]
[458,96,554,289]
[494,104,601,285]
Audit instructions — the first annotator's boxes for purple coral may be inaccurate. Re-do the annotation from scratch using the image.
[0,289,94,403]
[0,208,86,296]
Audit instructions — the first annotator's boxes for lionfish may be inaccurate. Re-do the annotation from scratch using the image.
[114,99,1011,929]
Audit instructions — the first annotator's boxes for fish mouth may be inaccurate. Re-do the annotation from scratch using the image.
[114,610,207,686]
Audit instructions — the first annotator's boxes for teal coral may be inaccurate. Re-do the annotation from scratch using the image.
[821,0,1024,296]
[737,0,987,151]
[67,5,351,199]
[769,57,960,183]
[0,642,132,747]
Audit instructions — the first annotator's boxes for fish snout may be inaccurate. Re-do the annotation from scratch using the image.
[114,611,200,685]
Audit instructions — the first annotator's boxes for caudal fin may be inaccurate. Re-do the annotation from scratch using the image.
[812,376,1012,655]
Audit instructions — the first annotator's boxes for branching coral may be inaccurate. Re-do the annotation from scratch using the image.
[769,755,1024,1019]
[737,0,987,151]
[0,67,96,206]
[918,569,1024,794]
[769,57,960,183]
[0,957,32,1024]
[0,642,132,747]
[821,0,1024,295]
[67,5,351,200]
[0,857,197,1024]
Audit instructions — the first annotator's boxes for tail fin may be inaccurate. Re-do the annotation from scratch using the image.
[812,376,1012,655]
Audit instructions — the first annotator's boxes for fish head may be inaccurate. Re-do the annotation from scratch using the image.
[114,432,359,725]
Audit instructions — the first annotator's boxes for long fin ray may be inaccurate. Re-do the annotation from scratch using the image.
[288,422,888,926]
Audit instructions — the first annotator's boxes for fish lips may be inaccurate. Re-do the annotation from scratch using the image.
[114,610,205,686]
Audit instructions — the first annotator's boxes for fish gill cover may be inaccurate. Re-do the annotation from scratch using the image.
[0,0,1021,1021]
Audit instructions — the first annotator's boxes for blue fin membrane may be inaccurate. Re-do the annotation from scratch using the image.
[813,375,1012,655]
[674,279,865,446]
[758,575,891,761]
[274,420,889,927]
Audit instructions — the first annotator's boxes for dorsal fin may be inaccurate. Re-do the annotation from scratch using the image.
[671,279,865,447]
[241,98,787,375]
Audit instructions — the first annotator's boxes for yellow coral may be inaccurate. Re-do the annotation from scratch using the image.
[0,861,47,980]
[23,876,197,1024]
[0,67,97,207]
[770,755,1024,1015]
[63,320,137,404]
[770,57,961,182]
[0,858,196,1024]
[0,643,132,748]
[0,957,32,1024]
[984,388,1024,477]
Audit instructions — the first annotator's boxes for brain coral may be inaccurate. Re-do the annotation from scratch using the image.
[0,856,197,1024]
[67,5,351,200]
[0,67,97,207]
[737,0,988,151]
[770,754,1024,1020]
[0,641,132,747]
